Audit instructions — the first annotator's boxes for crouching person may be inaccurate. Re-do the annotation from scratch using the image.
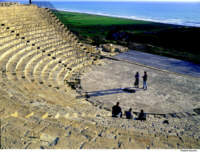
[112,102,122,118]
[136,109,146,121]
[125,108,133,119]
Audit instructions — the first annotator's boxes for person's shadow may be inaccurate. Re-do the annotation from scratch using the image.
[82,87,144,98]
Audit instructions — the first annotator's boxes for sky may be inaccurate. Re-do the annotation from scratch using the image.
[32,0,200,2]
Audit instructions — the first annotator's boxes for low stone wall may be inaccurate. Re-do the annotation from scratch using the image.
[99,43,128,53]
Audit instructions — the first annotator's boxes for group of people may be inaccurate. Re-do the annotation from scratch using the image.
[111,72,148,120]
[112,102,146,121]
[134,71,148,90]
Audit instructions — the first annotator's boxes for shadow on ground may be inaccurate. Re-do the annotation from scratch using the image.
[81,87,145,98]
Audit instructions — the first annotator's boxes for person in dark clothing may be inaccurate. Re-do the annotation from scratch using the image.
[136,109,146,121]
[142,71,148,90]
[112,102,122,118]
[125,108,133,119]
[134,72,139,88]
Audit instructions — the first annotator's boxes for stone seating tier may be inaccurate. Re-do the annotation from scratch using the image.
[0,4,97,89]
[0,4,107,148]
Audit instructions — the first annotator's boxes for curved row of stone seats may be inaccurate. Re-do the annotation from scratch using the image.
[47,52,85,82]
[0,77,99,124]
[5,41,66,81]
[41,49,77,77]
[59,56,92,81]
[30,49,76,86]
[2,24,76,47]
[0,39,90,82]
[1,22,55,37]
[0,2,19,6]
[4,47,87,90]
[4,38,71,82]
[0,25,53,42]
[0,15,47,22]
[0,39,25,63]
[0,19,48,29]
[0,37,19,50]
[7,25,55,37]
[0,79,112,148]
[0,27,71,56]
[16,42,71,73]
[0,4,98,91]
[44,52,89,86]
[30,52,90,89]
[0,25,66,54]
[0,34,62,64]
[0,13,44,23]
[47,56,90,88]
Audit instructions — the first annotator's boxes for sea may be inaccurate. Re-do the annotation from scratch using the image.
[3,0,200,27]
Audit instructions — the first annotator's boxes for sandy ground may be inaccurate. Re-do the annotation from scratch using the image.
[81,58,200,114]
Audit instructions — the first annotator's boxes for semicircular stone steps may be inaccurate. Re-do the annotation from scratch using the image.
[0,86,107,133]
[33,49,76,88]
[58,56,92,84]
[41,50,81,89]
[18,26,56,37]
[0,40,26,71]
[0,4,99,107]
[33,47,73,76]
[0,29,13,38]
[21,42,72,83]
[0,31,17,41]
[1,21,48,31]
[48,51,81,88]
[3,33,66,82]
[40,48,74,83]
[56,57,83,84]
[17,29,57,44]
[1,21,53,33]
[8,35,65,77]
[7,20,50,29]
[22,47,66,83]
[3,36,57,69]
[0,36,20,50]
[2,19,48,29]
[0,36,19,48]
[14,24,52,35]
[17,29,56,42]
[1,25,55,43]
[1,15,43,22]
[0,73,104,118]
[5,46,33,81]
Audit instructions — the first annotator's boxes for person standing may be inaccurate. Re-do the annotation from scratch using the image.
[134,72,139,88]
[143,71,148,90]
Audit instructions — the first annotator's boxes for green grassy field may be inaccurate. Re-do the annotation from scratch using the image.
[53,10,174,42]
[53,10,200,64]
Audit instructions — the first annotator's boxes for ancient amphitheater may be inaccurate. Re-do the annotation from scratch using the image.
[0,2,200,149]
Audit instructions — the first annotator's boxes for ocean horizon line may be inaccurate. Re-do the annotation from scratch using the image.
[53,8,200,27]
[20,0,200,3]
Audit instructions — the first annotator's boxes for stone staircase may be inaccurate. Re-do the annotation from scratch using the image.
[0,4,97,88]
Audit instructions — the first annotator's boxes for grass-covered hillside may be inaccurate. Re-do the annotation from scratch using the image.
[53,10,200,64]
